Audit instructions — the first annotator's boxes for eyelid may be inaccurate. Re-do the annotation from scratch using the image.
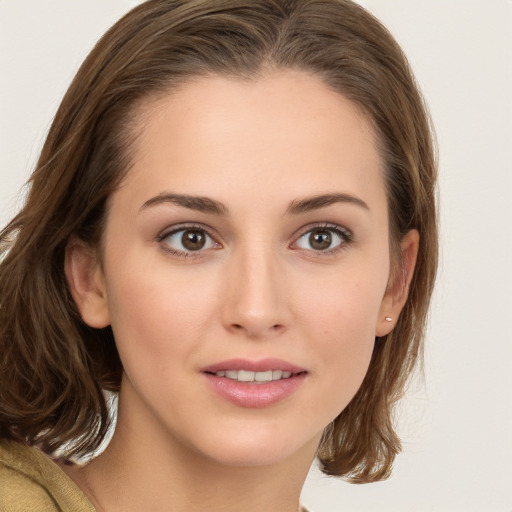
[293,222,353,239]
[290,222,353,254]
[155,221,353,258]
[157,223,222,256]
[157,222,219,240]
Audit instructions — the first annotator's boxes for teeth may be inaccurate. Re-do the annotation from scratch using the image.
[254,370,273,382]
[254,370,272,382]
[215,369,295,382]
[238,370,255,382]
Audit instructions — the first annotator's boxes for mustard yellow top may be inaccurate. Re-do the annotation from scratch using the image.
[1,439,312,512]
[0,439,96,512]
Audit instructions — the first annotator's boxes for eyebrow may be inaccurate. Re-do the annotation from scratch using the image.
[140,193,228,215]
[140,192,369,216]
[285,193,369,215]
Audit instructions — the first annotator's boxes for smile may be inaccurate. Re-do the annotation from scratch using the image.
[211,369,296,383]
[202,359,307,407]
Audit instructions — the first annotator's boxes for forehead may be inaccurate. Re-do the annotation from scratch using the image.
[118,70,385,211]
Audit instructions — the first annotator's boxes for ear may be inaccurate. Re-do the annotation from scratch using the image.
[375,229,419,337]
[65,237,111,328]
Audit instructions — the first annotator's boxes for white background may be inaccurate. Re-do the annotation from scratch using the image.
[1,1,511,511]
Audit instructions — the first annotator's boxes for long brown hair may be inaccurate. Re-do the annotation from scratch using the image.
[0,0,437,483]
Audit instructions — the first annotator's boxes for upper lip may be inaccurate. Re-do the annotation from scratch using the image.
[201,358,306,374]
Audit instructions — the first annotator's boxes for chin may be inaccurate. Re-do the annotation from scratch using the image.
[188,423,320,469]
[203,445,298,468]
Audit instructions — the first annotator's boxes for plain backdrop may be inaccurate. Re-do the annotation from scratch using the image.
[1,1,511,511]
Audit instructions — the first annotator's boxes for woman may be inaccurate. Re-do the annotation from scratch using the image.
[0,1,437,511]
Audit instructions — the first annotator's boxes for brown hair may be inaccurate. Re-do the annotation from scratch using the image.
[0,0,437,483]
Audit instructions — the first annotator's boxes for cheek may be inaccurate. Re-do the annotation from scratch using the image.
[104,256,218,368]
[296,261,385,341]
[295,270,385,413]
[316,287,378,369]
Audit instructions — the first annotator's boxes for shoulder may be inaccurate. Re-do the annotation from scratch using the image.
[0,439,96,512]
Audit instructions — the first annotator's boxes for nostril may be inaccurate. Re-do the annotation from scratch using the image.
[229,323,285,334]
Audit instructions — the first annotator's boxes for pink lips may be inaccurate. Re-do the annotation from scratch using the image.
[201,358,307,408]
[201,358,306,374]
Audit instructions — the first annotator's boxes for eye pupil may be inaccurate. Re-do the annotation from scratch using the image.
[309,230,332,250]
[182,230,206,250]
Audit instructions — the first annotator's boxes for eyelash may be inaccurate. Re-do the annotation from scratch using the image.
[157,223,219,258]
[157,222,353,259]
[293,223,353,257]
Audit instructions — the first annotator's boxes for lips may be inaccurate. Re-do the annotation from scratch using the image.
[201,358,307,408]
[201,357,306,375]
[215,369,294,383]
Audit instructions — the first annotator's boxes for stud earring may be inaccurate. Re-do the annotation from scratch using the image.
[385,316,392,322]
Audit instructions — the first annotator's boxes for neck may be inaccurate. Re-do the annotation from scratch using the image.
[77,390,319,512]
[83,430,316,512]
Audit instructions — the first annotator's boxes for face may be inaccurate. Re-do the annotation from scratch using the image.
[68,70,413,469]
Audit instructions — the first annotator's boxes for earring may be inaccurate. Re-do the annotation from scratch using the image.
[385,316,392,322]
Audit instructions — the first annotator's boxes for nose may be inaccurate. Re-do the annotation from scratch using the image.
[221,244,290,339]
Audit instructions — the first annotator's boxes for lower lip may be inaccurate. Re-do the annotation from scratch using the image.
[203,373,307,408]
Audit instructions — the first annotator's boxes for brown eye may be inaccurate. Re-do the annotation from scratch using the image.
[160,227,216,254]
[295,226,350,253]
[309,230,332,250]
[182,230,206,251]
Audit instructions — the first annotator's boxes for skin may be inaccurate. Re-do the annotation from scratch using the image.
[65,70,418,512]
